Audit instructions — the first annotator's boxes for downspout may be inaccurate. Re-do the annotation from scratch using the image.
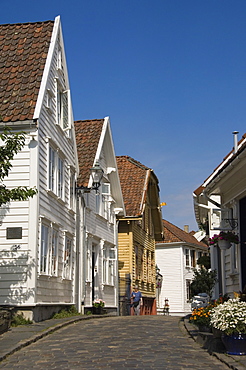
[115,218,119,315]
[75,191,86,314]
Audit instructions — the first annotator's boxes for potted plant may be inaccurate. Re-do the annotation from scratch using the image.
[189,303,216,332]
[209,231,239,250]
[92,299,106,315]
[210,298,246,355]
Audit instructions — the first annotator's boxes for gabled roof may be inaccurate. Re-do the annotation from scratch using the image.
[74,119,104,187]
[0,20,54,123]
[116,156,151,217]
[159,219,207,249]
[194,133,246,195]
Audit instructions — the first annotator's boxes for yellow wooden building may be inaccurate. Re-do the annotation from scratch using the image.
[116,156,163,315]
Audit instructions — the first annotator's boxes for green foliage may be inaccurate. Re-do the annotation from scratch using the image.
[0,128,37,206]
[197,255,211,270]
[86,310,92,315]
[52,305,80,319]
[190,267,217,298]
[11,313,33,327]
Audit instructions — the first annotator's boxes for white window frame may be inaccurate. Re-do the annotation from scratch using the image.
[96,182,114,221]
[57,46,62,70]
[47,140,65,201]
[69,167,76,211]
[63,234,73,280]
[51,228,59,276]
[56,83,70,132]
[49,146,55,192]
[185,249,190,267]
[58,156,64,199]
[103,246,116,286]
[186,279,192,301]
[39,220,59,276]
[40,223,49,274]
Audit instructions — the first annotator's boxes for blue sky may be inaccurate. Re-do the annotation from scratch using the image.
[2,1,246,231]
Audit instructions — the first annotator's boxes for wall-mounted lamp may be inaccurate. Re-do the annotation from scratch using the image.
[76,161,104,194]
[90,161,104,192]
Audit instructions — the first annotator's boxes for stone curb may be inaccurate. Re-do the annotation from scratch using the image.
[182,316,246,370]
[0,314,114,362]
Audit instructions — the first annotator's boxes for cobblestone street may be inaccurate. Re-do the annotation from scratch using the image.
[0,316,229,369]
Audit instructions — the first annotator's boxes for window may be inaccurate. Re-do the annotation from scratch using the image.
[51,228,58,275]
[57,46,62,70]
[186,280,192,300]
[57,86,69,130]
[49,147,55,192]
[40,224,49,274]
[102,183,110,219]
[58,157,64,198]
[96,183,114,221]
[185,249,196,268]
[69,169,75,210]
[190,250,196,267]
[45,89,53,110]
[103,247,116,285]
[185,249,190,267]
[63,235,72,279]
[47,143,65,200]
[40,221,59,276]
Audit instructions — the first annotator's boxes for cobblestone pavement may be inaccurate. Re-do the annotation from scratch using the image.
[0,315,230,369]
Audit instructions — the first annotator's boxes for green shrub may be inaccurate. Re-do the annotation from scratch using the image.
[52,305,80,319]
[11,313,32,327]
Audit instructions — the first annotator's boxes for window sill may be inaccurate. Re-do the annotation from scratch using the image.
[102,283,114,287]
[229,271,239,278]
[47,189,58,199]
[57,197,66,205]
[45,106,53,114]
[68,207,76,215]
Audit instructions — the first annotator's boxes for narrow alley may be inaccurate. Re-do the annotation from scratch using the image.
[0,316,229,369]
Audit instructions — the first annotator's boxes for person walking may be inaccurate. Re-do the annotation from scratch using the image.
[131,285,143,315]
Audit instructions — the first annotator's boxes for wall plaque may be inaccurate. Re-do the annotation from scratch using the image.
[6,227,22,239]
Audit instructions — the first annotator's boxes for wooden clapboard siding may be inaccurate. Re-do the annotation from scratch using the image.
[0,18,78,311]
[156,246,183,312]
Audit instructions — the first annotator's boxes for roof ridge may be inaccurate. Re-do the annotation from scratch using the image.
[163,219,206,247]
[0,20,54,27]
[117,155,150,171]
[75,118,104,123]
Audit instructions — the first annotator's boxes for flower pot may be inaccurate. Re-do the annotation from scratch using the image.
[93,307,104,315]
[222,333,246,355]
[212,327,223,338]
[218,239,231,250]
[198,325,212,333]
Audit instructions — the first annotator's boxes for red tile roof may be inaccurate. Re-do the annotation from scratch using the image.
[160,219,207,248]
[74,119,104,187]
[116,156,150,217]
[0,21,54,122]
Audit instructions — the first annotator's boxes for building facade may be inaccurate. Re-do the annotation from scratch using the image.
[0,17,79,321]
[116,156,163,315]
[156,220,208,315]
[193,132,246,299]
[74,118,125,314]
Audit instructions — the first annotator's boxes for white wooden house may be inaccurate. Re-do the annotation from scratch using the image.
[155,220,208,315]
[74,117,125,314]
[193,132,246,299]
[0,17,79,321]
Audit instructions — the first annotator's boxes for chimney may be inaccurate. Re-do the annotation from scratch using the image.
[184,225,189,233]
[233,131,239,154]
